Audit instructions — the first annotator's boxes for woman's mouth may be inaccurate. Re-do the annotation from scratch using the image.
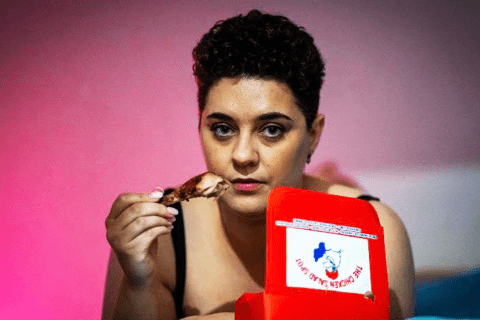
[231,179,262,192]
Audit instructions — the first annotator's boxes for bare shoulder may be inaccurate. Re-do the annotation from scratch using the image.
[368,201,409,242]
[353,198,415,318]
[304,175,407,230]
[304,174,415,318]
[303,174,364,198]
[370,202,415,319]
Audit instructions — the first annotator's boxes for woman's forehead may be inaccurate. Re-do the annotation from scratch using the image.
[203,78,304,121]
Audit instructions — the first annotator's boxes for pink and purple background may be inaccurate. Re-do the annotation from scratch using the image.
[1,0,479,319]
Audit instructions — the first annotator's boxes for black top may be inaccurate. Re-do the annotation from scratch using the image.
[169,193,379,318]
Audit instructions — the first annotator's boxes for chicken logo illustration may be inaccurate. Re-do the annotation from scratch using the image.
[313,242,342,280]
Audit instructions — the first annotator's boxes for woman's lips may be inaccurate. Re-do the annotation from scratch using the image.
[231,179,262,192]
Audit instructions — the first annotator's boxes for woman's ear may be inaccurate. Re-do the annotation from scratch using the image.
[308,114,325,156]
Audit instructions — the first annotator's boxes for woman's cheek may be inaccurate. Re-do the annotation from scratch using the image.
[204,144,229,171]
[265,147,295,174]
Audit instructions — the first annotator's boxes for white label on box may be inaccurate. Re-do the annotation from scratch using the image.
[286,227,372,294]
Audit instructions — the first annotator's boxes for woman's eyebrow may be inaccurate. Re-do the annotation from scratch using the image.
[257,112,293,122]
[205,111,293,122]
[206,112,233,121]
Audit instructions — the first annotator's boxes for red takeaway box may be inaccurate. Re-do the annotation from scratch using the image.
[235,187,390,319]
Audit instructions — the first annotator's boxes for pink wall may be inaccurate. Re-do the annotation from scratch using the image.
[1,0,479,318]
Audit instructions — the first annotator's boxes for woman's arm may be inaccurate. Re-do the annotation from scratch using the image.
[107,236,179,320]
[371,202,415,320]
[105,192,179,319]
[112,274,177,320]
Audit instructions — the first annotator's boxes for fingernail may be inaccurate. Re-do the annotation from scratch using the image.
[149,187,164,198]
[167,207,179,215]
[169,225,175,230]
[168,217,176,223]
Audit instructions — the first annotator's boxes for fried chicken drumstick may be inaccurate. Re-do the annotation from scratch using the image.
[158,172,231,206]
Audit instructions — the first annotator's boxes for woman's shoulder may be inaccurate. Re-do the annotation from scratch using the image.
[303,174,405,230]
[303,174,364,198]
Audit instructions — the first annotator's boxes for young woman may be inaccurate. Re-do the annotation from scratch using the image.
[104,10,415,319]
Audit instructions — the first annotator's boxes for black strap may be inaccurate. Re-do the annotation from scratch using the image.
[165,189,186,319]
[357,194,380,202]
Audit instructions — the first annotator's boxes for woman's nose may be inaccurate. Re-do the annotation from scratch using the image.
[231,133,259,167]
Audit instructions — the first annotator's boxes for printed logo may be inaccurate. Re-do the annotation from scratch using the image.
[285,226,372,294]
[313,242,342,280]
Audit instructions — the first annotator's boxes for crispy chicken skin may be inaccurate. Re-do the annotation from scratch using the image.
[158,172,231,206]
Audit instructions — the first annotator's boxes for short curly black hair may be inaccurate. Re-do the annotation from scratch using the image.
[193,10,325,129]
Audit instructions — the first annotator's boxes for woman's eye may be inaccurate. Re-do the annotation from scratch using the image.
[262,125,284,139]
[212,124,234,138]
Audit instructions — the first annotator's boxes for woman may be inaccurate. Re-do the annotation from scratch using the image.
[104,10,415,319]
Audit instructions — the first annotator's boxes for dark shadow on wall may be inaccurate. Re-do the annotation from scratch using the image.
[310,160,364,190]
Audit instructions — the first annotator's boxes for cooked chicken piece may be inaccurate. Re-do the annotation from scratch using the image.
[159,172,231,206]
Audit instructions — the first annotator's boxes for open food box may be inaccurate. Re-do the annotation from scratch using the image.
[235,187,390,319]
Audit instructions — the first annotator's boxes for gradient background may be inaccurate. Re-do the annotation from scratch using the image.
[1,0,479,318]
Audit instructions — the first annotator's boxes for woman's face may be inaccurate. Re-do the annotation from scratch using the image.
[199,77,323,215]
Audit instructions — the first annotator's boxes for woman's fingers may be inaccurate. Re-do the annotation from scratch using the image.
[117,202,177,229]
[108,191,164,220]
[126,225,172,251]
[124,215,174,242]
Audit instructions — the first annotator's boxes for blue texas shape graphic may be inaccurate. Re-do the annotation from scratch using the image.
[313,242,327,262]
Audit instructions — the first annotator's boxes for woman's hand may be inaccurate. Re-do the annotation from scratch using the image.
[105,190,178,286]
